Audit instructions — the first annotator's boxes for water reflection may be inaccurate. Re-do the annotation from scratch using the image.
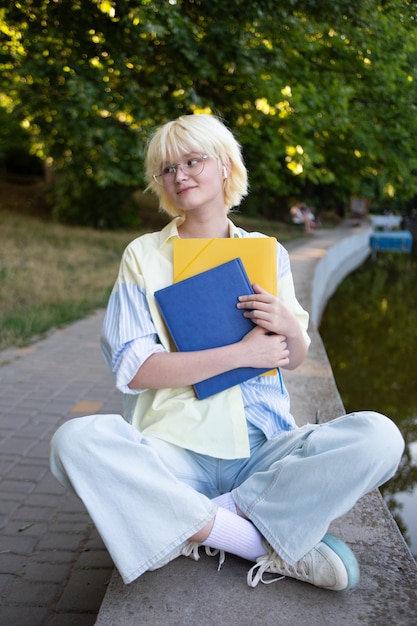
[319,248,417,558]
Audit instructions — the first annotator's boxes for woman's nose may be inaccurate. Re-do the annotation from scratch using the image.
[175,164,189,181]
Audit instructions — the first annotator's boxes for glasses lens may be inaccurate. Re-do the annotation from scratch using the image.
[155,155,207,184]
[182,156,206,176]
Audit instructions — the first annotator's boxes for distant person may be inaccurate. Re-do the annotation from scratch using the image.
[290,202,317,234]
[50,114,404,592]
[383,209,394,231]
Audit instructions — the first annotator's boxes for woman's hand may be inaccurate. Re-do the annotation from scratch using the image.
[239,325,290,369]
[237,283,309,369]
[237,283,290,335]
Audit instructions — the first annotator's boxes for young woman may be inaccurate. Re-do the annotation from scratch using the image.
[50,114,404,590]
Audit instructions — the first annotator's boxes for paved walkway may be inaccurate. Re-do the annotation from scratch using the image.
[1,224,416,625]
[0,313,121,625]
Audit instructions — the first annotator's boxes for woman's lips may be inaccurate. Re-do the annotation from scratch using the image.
[177,185,196,195]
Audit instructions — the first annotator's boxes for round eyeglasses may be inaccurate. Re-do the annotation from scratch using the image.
[153,154,208,185]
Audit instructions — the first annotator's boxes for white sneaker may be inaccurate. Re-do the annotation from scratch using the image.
[247,534,360,591]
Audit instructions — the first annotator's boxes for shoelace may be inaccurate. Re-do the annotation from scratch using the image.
[247,552,309,587]
[205,546,226,571]
[181,541,202,560]
[182,542,226,571]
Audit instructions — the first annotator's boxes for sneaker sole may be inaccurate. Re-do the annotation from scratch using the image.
[321,533,360,590]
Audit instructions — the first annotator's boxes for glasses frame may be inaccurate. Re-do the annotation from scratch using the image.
[153,154,209,185]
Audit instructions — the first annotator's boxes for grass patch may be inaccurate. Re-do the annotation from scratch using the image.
[0,204,134,350]
[0,182,305,351]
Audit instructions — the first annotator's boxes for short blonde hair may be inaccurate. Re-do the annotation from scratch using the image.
[145,114,248,217]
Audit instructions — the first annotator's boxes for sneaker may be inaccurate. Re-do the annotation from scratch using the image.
[247,533,360,591]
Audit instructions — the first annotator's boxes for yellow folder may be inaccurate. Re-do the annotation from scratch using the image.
[173,237,278,377]
[173,237,277,295]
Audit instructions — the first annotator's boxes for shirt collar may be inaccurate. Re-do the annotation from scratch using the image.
[229,219,242,238]
[158,217,183,248]
[158,217,242,248]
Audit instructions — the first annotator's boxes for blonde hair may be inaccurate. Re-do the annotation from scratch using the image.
[145,114,248,217]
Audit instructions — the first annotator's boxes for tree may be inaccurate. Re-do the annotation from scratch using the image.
[1,0,417,225]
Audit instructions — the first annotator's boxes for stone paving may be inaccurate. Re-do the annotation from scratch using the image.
[0,313,120,625]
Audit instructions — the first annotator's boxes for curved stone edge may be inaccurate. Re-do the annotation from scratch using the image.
[310,227,373,328]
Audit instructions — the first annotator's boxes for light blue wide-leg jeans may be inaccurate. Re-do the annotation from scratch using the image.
[50,411,404,584]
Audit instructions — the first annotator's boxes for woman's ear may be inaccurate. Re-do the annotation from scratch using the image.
[222,165,228,179]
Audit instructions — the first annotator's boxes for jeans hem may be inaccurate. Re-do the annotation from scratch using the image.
[120,504,218,584]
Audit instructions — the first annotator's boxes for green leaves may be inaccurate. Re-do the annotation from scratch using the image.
[1,0,417,225]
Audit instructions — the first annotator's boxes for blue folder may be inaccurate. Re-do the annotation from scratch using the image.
[154,258,271,399]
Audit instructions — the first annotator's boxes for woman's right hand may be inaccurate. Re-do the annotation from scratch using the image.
[239,326,290,369]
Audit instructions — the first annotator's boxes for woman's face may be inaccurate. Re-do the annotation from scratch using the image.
[160,150,226,216]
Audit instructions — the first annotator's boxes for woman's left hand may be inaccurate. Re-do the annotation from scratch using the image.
[237,283,286,335]
[237,283,309,370]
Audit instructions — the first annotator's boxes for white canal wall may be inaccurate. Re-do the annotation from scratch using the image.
[310,226,373,327]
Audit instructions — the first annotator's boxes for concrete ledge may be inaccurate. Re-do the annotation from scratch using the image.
[96,226,417,625]
[310,225,372,327]
[96,491,417,625]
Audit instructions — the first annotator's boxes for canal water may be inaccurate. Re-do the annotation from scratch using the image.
[319,247,417,560]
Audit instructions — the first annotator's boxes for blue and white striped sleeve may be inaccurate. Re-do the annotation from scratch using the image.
[100,281,166,395]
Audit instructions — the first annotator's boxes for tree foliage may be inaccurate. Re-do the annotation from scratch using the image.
[1,0,417,225]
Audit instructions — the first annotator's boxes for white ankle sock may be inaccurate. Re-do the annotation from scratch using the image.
[202,506,266,562]
[212,492,237,514]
